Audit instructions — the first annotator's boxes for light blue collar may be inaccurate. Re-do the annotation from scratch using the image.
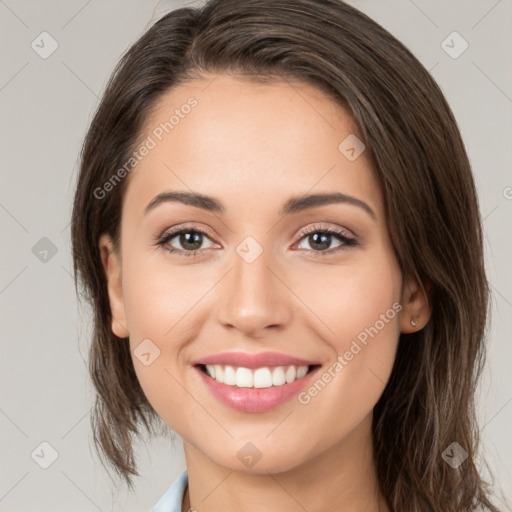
[152,470,188,512]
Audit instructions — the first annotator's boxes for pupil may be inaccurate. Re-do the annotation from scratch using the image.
[310,232,330,250]
[181,232,202,250]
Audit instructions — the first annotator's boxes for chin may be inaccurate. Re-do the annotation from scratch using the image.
[202,440,313,476]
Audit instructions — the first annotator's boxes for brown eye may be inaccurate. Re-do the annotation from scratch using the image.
[295,225,357,256]
[157,227,216,257]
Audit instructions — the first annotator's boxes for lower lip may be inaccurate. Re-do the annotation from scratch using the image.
[194,365,320,413]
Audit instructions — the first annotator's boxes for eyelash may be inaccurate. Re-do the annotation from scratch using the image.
[154,224,358,258]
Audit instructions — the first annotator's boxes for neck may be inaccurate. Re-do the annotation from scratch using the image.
[181,413,388,512]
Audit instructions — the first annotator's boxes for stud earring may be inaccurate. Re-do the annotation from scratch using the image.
[410,318,417,327]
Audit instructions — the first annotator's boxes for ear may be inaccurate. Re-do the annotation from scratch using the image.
[99,234,129,338]
[400,275,432,333]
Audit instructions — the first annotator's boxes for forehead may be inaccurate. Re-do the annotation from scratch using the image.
[123,74,382,218]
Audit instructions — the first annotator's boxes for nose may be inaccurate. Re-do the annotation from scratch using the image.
[215,244,293,338]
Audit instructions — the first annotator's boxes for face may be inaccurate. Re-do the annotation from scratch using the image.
[100,74,427,475]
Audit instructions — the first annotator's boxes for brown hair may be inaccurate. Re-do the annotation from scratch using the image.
[71,0,501,509]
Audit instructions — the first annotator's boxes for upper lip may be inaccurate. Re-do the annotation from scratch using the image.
[193,351,320,369]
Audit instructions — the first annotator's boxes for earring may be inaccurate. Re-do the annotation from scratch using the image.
[410,318,417,327]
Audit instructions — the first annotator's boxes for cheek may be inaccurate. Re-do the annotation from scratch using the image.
[118,250,185,385]
[121,249,198,341]
[295,252,402,410]
[296,249,401,348]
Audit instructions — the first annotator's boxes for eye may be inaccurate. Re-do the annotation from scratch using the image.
[155,226,217,257]
[154,223,358,258]
[294,224,357,256]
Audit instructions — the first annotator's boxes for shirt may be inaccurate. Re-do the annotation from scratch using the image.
[152,470,188,512]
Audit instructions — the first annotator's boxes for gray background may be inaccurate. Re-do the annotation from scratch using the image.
[1,0,511,510]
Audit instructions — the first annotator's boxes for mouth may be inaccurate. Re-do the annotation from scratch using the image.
[194,363,322,413]
[195,363,321,388]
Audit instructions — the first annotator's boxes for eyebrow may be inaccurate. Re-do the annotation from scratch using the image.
[144,191,376,220]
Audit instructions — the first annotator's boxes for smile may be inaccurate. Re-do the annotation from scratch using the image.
[194,363,321,413]
[200,364,310,388]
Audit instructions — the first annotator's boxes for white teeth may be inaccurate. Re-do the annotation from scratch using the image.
[224,365,236,385]
[272,366,286,386]
[253,368,273,388]
[296,365,308,378]
[285,365,296,383]
[213,365,223,381]
[203,364,309,388]
[236,367,253,387]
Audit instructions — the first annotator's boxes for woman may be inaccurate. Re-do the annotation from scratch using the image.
[71,0,501,510]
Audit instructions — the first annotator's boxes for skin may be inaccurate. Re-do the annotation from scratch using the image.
[99,74,431,512]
